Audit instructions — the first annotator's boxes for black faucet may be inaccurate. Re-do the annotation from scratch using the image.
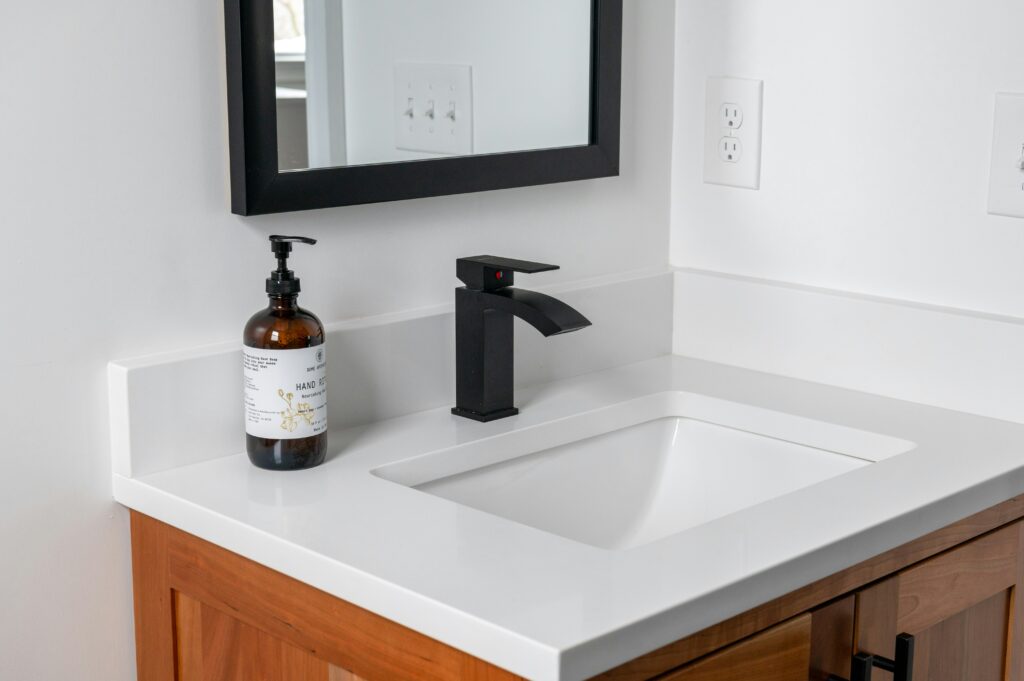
[451,256,592,422]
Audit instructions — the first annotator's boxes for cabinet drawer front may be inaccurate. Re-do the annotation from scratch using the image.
[175,590,369,681]
[897,523,1021,634]
[662,614,811,681]
[856,522,1024,681]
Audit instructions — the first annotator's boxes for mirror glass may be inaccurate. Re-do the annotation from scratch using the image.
[273,0,593,171]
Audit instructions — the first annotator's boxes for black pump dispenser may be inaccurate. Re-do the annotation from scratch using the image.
[267,235,316,295]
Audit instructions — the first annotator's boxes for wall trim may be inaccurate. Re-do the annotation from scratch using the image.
[675,267,1024,327]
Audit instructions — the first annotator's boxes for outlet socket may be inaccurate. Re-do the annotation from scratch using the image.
[721,103,744,130]
[719,137,742,163]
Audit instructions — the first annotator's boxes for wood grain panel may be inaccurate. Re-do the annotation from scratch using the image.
[174,591,204,681]
[855,523,1024,681]
[897,524,1018,634]
[810,596,855,681]
[328,668,364,681]
[168,543,484,680]
[911,590,1010,681]
[596,496,1024,681]
[1009,521,1024,681]
[281,640,333,681]
[660,615,812,681]
[131,512,177,681]
[855,577,899,674]
[175,590,338,681]
[131,512,522,681]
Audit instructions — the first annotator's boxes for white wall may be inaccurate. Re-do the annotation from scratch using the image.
[0,1,675,679]
[672,0,1024,319]
[342,0,593,165]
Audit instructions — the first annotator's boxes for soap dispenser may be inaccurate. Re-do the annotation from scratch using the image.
[243,235,327,470]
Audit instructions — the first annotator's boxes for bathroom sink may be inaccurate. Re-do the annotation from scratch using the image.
[373,392,916,550]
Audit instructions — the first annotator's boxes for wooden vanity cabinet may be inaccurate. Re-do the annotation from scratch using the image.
[597,498,1024,681]
[659,615,813,681]
[851,522,1024,681]
[629,517,1024,681]
[130,512,522,681]
[131,498,1024,681]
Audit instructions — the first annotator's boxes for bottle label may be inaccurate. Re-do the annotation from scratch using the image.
[243,345,327,440]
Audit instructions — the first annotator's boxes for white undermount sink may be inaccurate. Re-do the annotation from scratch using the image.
[373,392,916,550]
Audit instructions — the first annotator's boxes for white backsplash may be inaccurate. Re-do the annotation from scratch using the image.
[110,269,673,478]
[674,269,1024,426]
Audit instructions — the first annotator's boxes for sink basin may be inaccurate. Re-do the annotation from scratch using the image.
[373,392,916,550]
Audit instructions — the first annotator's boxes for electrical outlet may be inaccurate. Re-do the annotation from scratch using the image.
[704,77,763,190]
[394,63,473,156]
[719,137,742,163]
[721,103,744,130]
[988,93,1024,219]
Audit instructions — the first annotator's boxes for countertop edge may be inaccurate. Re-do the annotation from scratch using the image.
[111,355,1024,680]
[558,472,1024,680]
[113,474,564,681]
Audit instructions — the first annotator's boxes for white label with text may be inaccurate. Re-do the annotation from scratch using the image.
[243,345,327,439]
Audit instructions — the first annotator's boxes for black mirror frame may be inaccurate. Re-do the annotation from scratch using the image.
[224,0,623,216]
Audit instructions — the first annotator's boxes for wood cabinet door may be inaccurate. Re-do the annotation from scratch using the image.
[174,591,366,681]
[131,513,524,681]
[855,522,1024,681]
[660,614,812,681]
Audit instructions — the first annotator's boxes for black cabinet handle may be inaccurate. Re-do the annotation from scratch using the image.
[827,633,914,681]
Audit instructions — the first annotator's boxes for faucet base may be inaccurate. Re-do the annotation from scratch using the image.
[451,406,520,423]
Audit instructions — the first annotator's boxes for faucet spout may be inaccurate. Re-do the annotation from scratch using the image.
[485,288,591,337]
[451,255,592,422]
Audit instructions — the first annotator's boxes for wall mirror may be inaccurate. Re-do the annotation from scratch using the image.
[226,0,623,215]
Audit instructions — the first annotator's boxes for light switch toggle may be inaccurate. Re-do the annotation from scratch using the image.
[394,62,473,155]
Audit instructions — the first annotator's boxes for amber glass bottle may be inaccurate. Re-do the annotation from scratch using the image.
[242,236,327,470]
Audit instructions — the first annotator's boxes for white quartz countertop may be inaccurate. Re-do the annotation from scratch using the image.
[112,356,1024,680]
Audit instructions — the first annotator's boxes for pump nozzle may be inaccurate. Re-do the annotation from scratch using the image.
[266,235,317,295]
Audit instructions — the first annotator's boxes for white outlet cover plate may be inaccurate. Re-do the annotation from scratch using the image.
[703,77,763,190]
[394,63,473,156]
[988,93,1024,219]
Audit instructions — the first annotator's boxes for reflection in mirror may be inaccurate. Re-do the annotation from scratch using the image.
[273,0,593,171]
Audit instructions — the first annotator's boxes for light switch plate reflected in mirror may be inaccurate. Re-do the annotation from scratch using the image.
[394,63,473,156]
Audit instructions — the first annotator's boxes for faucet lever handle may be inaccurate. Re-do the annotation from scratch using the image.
[456,255,559,291]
